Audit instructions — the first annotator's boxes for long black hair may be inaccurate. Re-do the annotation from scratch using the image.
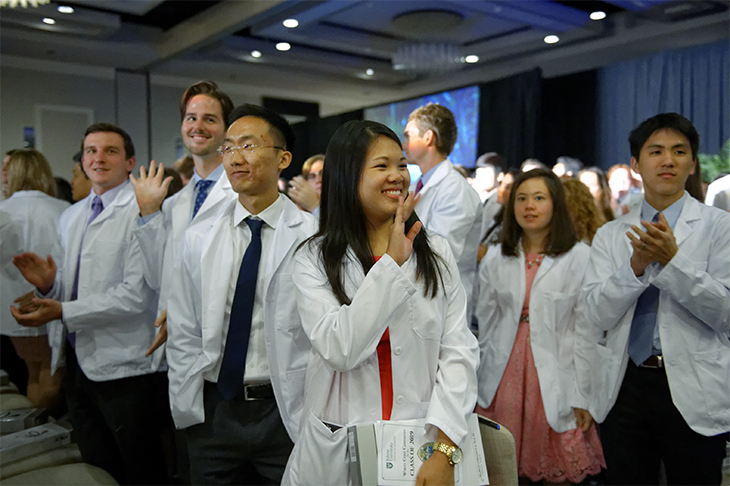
[307,120,445,306]
[501,168,577,257]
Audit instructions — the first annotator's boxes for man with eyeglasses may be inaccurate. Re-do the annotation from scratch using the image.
[166,104,316,484]
[130,80,236,361]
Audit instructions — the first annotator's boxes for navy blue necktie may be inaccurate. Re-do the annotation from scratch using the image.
[217,218,265,401]
[192,180,214,219]
[628,212,661,366]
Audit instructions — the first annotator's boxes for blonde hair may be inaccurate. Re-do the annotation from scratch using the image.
[407,103,457,156]
[562,178,604,245]
[5,149,56,198]
[301,154,325,178]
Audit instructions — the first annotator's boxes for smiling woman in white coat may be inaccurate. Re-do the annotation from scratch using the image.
[282,120,478,486]
[476,168,605,483]
[0,149,68,409]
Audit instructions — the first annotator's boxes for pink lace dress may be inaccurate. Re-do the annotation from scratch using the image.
[476,254,605,483]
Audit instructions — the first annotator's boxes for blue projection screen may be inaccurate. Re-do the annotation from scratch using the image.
[364,85,480,178]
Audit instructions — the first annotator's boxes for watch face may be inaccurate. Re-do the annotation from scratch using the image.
[451,447,463,464]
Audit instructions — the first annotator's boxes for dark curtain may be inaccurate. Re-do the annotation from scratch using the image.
[286,109,363,179]
[478,68,542,170]
[540,70,598,169]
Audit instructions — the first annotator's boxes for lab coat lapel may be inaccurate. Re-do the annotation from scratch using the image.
[673,196,699,247]
[171,182,194,239]
[262,199,303,293]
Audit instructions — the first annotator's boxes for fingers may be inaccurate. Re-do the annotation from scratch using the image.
[154,309,167,328]
[406,220,422,242]
[139,165,148,180]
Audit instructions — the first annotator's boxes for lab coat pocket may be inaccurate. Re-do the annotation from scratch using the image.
[545,291,575,334]
[690,348,730,417]
[285,410,349,485]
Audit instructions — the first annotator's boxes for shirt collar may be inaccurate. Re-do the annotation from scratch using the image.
[191,163,225,186]
[641,191,688,230]
[233,193,284,231]
[92,179,128,208]
[419,159,447,186]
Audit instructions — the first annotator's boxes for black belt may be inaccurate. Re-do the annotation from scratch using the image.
[639,355,664,369]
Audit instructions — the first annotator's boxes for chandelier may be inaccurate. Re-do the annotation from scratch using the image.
[392,43,464,72]
[0,0,50,6]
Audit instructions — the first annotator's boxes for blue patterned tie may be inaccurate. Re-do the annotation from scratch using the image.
[69,196,104,347]
[192,180,214,219]
[217,218,265,400]
[628,212,661,366]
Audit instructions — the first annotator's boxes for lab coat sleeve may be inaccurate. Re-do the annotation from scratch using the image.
[293,242,417,372]
[131,208,166,292]
[166,234,206,429]
[582,225,647,332]
[568,246,593,410]
[62,236,155,331]
[650,216,730,335]
[423,183,480,264]
[425,242,479,446]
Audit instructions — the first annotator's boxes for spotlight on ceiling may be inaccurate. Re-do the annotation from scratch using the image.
[365,68,374,76]
[283,18,298,28]
[276,42,291,51]
[57,5,73,13]
[590,11,606,20]
[464,55,479,64]
[42,17,56,24]
[251,50,262,58]
[544,35,559,44]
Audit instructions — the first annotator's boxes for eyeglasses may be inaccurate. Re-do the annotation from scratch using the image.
[217,144,284,157]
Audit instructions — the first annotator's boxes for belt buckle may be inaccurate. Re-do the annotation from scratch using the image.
[243,384,263,401]
[640,355,664,368]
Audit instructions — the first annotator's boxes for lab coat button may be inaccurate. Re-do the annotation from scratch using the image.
[396,396,404,404]
[394,347,402,356]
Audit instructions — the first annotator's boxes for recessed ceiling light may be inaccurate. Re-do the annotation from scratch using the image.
[544,35,559,44]
[590,11,606,20]
[276,42,291,51]
[251,50,262,58]
[57,5,74,13]
[465,55,479,64]
[365,68,374,76]
[282,18,299,28]
[42,18,56,25]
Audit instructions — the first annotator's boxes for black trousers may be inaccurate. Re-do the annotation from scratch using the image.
[65,346,172,485]
[184,381,294,485]
[601,361,728,485]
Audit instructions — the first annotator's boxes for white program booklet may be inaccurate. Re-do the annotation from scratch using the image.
[350,413,488,486]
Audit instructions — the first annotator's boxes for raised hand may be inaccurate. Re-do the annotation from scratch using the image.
[288,176,320,213]
[13,253,56,294]
[129,160,173,217]
[145,309,168,357]
[627,213,678,276]
[386,194,422,266]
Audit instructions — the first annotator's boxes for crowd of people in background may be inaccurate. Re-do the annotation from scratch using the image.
[1,79,729,486]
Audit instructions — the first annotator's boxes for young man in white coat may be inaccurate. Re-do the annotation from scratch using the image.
[166,104,317,484]
[11,123,170,485]
[131,80,235,360]
[582,113,730,484]
[404,103,482,318]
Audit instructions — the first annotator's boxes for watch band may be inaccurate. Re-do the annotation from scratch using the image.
[432,441,461,465]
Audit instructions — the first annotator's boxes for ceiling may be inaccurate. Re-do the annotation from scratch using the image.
[1,0,729,115]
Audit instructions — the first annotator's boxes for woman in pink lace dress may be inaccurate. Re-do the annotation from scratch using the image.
[475,169,605,483]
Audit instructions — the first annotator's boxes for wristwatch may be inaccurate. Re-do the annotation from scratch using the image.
[432,442,463,466]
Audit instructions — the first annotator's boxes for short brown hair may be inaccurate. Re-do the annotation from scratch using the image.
[407,103,457,156]
[180,80,234,127]
[81,122,135,159]
[5,149,56,198]
[172,154,194,180]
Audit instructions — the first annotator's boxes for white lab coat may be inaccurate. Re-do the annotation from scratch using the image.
[44,183,159,380]
[283,233,479,485]
[166,195,317,439]
[411,159,482,319]
[0,191,68,337]
[476,242,590,433]
[582,195,730,436]
[132,171,235,368]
